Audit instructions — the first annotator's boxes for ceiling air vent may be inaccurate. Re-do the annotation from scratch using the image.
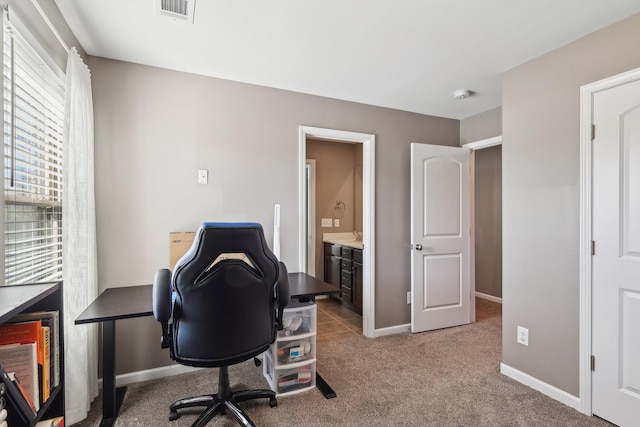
[156,0,196,23]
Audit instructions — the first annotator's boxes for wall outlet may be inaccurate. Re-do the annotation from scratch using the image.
[321,218,332,227]
[517,326,529,346]
[407,291,412,304]
[334,219,340,227]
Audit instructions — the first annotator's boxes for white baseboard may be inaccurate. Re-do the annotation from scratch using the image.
[103,323,409,389]
[500,363,581,411]
[99,364,203,389]
[374,323,411,337]
[475,292,502,304]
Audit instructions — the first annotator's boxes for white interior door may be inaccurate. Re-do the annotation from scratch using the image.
[592,77,640,427]
[410,143,471,333]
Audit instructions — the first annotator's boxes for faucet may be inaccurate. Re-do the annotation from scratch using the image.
[353,231,362,241]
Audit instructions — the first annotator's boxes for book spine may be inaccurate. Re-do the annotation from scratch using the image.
[51,312,60,388]
[41,327,50,402]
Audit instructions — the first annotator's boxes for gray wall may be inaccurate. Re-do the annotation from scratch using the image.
[460,107,502,145]
[88,57,458,374]
[502,12,640,396]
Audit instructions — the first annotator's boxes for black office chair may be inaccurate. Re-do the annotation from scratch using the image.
[153,222,290,427]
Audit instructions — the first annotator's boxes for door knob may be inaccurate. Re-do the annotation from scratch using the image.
[414,244,423,251]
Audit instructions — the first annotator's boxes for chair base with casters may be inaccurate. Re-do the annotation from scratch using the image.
[168,365,276,427]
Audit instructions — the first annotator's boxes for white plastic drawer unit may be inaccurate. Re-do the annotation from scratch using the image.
[264,300,317,396]
[275,336,314,364]
[278,301,316,338]
[263,351,316,395]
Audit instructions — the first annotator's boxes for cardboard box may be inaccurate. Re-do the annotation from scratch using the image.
[169,232,195,270]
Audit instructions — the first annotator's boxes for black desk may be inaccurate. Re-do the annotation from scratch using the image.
[75,285,152,427]
[75,273,340,427]
[287,272,340,301]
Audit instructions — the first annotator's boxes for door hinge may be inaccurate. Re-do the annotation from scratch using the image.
[591,240,596,256]
[591,124,595,140]
[591,355,595,371]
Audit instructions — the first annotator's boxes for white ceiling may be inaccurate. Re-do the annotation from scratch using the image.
[53,0,640,120]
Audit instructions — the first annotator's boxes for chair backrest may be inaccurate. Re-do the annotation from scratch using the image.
[171,222,279,367]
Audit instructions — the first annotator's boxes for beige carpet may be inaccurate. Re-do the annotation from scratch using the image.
[75,300,611,426]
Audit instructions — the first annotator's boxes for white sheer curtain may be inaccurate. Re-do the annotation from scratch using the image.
[62,47,98,425]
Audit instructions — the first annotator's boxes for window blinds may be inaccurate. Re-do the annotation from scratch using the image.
[3,20,65,284]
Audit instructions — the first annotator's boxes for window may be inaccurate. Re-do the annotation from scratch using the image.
[2,19,65,284]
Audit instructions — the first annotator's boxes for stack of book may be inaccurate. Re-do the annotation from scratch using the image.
[0,310,62,426]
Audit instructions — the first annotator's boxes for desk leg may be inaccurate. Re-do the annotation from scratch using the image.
[296,296,337,399]
[300,297,337,399]
[101,320,127,427]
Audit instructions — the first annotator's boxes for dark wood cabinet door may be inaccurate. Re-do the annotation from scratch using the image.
[329,256,341,287]
[324,244,363,312]
[353,261,363,315]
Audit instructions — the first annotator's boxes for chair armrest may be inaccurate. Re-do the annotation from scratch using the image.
[153,268,173,349]
[275,262,290,330]
[153,268,172,322]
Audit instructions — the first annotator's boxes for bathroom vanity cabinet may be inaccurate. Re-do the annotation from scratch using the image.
[323,242,363,314]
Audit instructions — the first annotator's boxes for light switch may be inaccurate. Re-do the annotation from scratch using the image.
[198,169,208,184]
[321,218,332,227]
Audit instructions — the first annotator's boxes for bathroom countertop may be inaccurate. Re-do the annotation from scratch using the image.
[322,232,364,250]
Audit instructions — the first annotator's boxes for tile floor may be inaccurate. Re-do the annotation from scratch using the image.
[316,297,362,342]
[315,297,500,343]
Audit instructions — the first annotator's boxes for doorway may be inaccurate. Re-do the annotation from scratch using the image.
[469,142,502,305]
[298,126,375,338]
[463,136,503,309]
[306,139,362,278]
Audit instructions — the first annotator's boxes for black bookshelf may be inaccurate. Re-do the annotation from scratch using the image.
[0,282,64,427]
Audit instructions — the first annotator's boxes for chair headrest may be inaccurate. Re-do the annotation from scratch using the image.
[173,222,278,285]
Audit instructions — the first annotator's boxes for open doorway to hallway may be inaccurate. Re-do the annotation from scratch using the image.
[472,144,502,304]
[463,136,503,308]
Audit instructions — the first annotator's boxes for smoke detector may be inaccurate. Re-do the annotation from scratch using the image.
[453,89,472,100]
[156,0,196,23]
